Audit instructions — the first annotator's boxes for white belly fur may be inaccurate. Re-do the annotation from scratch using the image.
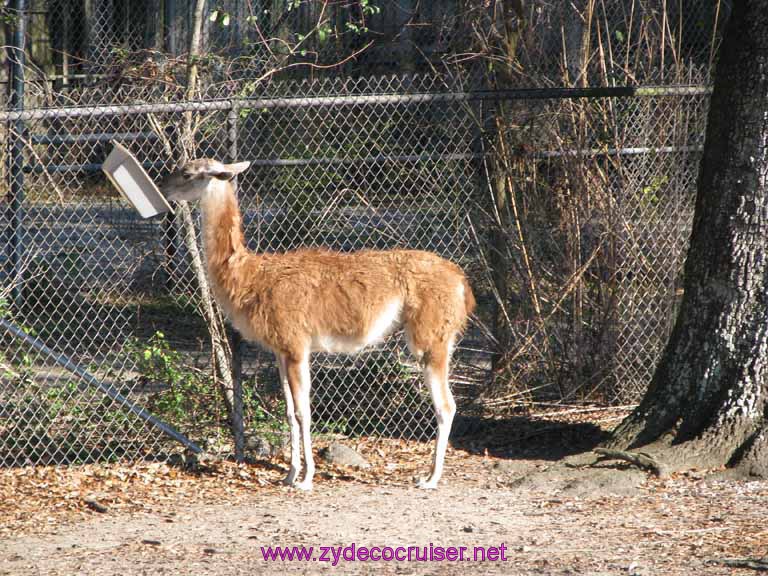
[311,299,403,354]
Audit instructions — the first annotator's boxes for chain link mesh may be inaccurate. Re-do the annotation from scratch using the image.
[588,95,706,402]
[1,0,721,465]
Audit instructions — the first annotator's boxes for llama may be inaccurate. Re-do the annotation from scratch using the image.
[162,159,475,490]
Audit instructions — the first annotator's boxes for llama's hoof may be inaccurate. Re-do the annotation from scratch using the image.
[416,477,438,490]
[294,480,313,491]
[282,471,298,487]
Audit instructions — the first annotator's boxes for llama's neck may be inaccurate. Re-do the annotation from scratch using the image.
[199,180,248,277]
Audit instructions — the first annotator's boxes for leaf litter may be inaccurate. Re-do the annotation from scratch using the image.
[0,413,767,575]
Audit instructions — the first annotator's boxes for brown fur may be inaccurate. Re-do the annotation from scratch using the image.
[203,188,475,361]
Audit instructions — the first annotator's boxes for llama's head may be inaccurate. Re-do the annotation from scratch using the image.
[162,158,251,203]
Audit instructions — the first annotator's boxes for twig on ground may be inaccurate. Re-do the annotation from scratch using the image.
[83,496,109,513]
[593,447,664,476]
[530,404,637,418]
[712,557,768,571]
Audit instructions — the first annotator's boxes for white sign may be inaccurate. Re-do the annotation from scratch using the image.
[102,142,173,219]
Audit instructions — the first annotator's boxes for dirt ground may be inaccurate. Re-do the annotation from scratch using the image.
[1,412,767,575]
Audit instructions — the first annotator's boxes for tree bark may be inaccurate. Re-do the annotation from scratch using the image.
[609,0,768,477]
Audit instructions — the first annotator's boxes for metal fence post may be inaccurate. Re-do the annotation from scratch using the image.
[161,122,179,290]
[4,0,27,308]
[161,197,178,291]
[228,101,245,462]
[161,5,178,290]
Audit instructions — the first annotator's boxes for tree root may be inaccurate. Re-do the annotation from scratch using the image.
[712,557,768,571]
[83,496,108,513]
[593,448,665,477]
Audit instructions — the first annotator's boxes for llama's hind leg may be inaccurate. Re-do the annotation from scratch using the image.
[416,338,456,489]
[286,354,315,491]
[277,354,301,486]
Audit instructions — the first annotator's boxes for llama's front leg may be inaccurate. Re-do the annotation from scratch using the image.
[286,354,315,491]
[417,348,455,489]
[278,354,301,486]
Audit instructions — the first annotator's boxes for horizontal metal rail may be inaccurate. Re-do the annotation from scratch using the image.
[0,85,712,123]
[24,160,166,174]
[248,152,479,167]
[31,131,158,145]
[0,99,232,122]
[537,145,704,158]
[249,145,703,167]
[23,145,702,174]
[234,85,711,111]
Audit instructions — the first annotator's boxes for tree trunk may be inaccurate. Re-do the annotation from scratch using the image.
[609,0,768,477]
[177,0,237,424]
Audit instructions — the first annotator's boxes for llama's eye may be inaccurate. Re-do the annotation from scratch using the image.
[183,172,194,181]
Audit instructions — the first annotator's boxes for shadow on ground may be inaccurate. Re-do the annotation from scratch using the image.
[450,414,610,461]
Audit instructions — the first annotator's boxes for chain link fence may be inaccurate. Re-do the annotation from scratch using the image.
[0,81,706,464]
[0,83,489,464]
[483,90,707,404]
[1,0,722,465]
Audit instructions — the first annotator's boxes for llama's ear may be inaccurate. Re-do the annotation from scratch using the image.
[214,161,251,180]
